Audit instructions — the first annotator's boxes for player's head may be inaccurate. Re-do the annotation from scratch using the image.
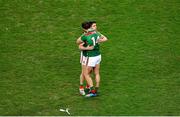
[81,21,91,30]
[89,21,97,30]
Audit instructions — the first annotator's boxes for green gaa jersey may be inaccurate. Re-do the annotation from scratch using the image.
[81,31,102,57]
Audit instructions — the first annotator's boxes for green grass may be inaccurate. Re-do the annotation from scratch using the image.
[0,0,179,115]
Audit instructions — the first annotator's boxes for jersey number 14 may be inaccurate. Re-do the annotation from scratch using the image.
[91,36,99,46]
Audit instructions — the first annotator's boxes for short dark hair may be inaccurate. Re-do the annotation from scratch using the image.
[81,21,91,30]
[89,21,96,26]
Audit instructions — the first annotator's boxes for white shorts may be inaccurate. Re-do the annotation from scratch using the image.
[80,54,101,67]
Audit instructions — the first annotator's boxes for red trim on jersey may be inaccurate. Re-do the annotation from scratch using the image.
[85,31,95,36]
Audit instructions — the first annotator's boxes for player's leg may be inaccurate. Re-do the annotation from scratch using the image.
[94,64,100,93]
[84,57,97,97]
[84,67,93,94]
[83,65,94,89]
[79,53,86,95]
[84,66,97,97]
[80,72,84,86]
[93,55,101,93]
[80,66,92,94]
[79,66,86,95]
[80,55,95,95]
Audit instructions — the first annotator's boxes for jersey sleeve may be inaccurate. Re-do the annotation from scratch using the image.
[81,35,86,41]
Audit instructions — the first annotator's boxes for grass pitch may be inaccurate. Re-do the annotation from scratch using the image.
[0,0,179,115]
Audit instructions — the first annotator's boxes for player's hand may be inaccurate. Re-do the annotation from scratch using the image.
[97,36,108,43]
[78,45,94,50]
[86,45,94,50]
[79,44,84,50]
[79,42,84,46]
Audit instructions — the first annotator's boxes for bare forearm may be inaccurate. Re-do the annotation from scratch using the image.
[79,45,94,50]
[98,35,108,43]
[76,36,83,45]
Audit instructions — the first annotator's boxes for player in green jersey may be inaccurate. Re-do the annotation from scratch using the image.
[77,21,108,97]
[85,21,108,94]
[78,22,99,96]
[77,21,108,96]
[77,21,95,95]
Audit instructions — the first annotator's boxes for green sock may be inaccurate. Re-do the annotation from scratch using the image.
[90,87,95,91]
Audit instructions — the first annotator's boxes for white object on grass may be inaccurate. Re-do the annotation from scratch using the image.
[59,108,70,115]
